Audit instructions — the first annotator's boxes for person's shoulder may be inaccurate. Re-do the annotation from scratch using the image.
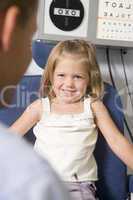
[26,99,43,120]
[91,98,103,107]
[90,98,107,116]
[0,124,70,199]
[28,98,42,109]
[85,96,103,107]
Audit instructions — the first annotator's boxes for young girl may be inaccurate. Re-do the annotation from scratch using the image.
[10,40,133,200]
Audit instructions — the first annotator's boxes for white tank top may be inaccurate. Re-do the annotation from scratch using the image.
[33,97,98,182]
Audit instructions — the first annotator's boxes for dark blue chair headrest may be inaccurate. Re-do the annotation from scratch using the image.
[32,40,54,69]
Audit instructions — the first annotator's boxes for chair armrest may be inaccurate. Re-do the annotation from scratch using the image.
[128,175,133,193]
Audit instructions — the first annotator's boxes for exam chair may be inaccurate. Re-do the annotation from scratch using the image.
[0,40,133,200]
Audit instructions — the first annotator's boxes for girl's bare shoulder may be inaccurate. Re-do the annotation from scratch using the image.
[90,98,107,114]
[27,99,43,121]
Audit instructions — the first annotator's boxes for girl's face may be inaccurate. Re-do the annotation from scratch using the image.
[52,55,89,104]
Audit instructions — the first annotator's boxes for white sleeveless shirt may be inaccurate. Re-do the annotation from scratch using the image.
[33,97,98,182]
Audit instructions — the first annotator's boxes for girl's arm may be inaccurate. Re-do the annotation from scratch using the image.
[91,100,133,170]
[9,99,42,136]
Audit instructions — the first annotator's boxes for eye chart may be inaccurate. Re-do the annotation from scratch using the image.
[97,0,133,41]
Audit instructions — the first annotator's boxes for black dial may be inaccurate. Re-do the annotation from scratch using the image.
[50,0,84,31]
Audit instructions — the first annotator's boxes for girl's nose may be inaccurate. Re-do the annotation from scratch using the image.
[65,77,74,87]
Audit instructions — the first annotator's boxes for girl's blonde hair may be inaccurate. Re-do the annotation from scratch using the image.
[40,39,104,100]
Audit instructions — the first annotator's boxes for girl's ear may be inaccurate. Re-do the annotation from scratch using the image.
[0,6,20,52]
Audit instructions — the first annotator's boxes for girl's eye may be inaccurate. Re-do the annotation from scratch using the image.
[57,74,64,77]
[74,75,82,79]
